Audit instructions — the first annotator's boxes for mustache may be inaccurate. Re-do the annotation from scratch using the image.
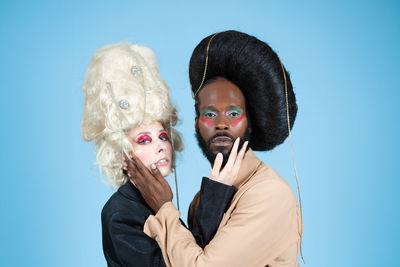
[207,132,234,144]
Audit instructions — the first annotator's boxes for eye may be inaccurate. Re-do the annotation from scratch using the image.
[226,109,243,118]
[136,135,152,144]
[201,110,217,119]
[159,132,169,141]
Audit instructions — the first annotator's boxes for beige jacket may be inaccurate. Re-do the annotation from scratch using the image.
[144,149,302,267]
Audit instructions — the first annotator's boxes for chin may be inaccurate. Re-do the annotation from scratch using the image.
[211,145,231,155]
[158,165,171,177]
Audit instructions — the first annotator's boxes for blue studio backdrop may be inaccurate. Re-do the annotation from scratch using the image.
[1,1,399,266]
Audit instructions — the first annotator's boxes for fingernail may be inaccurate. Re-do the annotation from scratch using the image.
[151,164,156,170]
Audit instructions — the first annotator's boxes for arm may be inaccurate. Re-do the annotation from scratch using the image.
[102,209,166,267]
[189,177,236,248]
[124,140,242,248]
[144,179,299,267]
[101,182,232,267]
[189,138,244,246]
[122,157,235,250]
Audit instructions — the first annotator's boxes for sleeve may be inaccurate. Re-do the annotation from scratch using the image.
[144,179,299,267]
[103,211,166,267]
[189,177,236,248]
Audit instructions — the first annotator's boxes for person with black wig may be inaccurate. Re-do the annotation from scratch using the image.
[128,30,303,266]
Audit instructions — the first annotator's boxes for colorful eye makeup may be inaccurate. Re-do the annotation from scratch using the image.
[200,110,216,127]
[201,110,217,119]
[200,108,245,126]
[159,132,168,141]
[136,132,169,145]
[226,108,243,118]
[136,134,152,144]
[226,108,245,126]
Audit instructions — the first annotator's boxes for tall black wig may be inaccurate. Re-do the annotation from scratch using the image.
[189,30,297,151]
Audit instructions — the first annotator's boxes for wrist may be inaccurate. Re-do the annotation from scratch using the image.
[155,201,173,213]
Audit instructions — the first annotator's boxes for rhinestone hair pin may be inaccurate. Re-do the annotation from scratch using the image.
[119,99,129,109]
[132,66,142,76]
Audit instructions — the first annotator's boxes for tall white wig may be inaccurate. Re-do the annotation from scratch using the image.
[81,42,183,187]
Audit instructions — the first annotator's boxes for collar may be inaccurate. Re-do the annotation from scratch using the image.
[233,148,262,189]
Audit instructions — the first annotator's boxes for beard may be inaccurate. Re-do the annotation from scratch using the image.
[195,127,251,169]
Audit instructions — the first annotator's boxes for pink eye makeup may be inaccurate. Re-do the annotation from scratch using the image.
[226,108,245,127]
[200,108,246,127]
[159,132,168,141]
[200,110,216,127]
[136,134,152,144]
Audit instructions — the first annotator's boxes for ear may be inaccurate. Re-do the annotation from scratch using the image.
[195,117,198,129]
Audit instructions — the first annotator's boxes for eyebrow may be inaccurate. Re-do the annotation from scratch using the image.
[136,129,166,136]
[200,104,243,110]
[136,131,151,136]
[200,105,216,110]
[226,105,243,109]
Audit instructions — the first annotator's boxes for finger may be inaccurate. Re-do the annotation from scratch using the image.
[224,137,240,170]
[131,165,148,189]
[151,164,165,182]
[210,153,223,179]
[151,165,173,191]
[125,156,137,173]
[131,155,162,188]
[125,155,149,187]
[130,153,151,177]
[121,160,128,170]
[232,141,248,174]
[130,178,137,187]
[124,154,132,162]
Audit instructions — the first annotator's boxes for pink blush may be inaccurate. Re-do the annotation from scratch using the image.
[231,113,245,127]
[200,116,213,127]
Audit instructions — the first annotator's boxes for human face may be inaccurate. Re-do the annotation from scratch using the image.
[195,78,249,166]
[128,122,173,177]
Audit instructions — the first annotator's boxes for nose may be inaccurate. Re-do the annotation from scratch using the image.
[156,139,167,153]
[215,115,229,131]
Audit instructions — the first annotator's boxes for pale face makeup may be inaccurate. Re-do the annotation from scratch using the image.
[127,121,173,177]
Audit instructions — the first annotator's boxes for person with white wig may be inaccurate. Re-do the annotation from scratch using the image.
[81,42,237,266]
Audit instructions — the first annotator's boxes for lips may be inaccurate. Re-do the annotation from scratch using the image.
[211,136,233,147]
[155,157,169,167]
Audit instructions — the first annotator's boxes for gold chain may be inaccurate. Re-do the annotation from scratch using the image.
[192,32,220,99]
[277,56,305,264]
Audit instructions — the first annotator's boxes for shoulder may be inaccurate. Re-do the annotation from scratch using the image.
[101,185,153,226]
[239,163,297,209]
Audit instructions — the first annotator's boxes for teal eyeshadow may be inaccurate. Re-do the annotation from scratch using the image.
[201,110,217,116]
[226,108,243,115]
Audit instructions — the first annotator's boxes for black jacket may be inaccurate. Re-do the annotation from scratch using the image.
[102,178,235,267]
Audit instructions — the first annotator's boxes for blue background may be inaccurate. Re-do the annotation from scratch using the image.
[1,0,399,266]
